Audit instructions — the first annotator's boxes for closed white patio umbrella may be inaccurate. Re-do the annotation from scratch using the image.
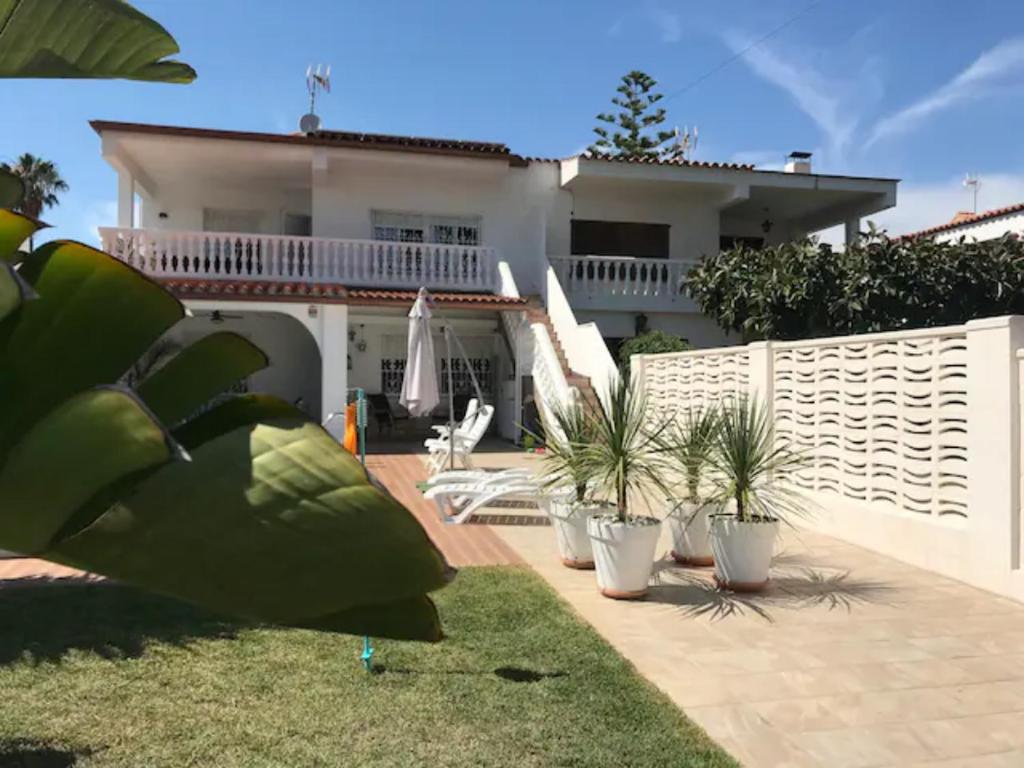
[399,288,440,418]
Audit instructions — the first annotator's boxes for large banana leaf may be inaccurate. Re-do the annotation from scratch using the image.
[0,386,179,554]
[137,331,269,427]
[0,212,452,641]
[0,0,195,82]
[0,208,41,262]
[0,239,183,459]
[49,397,449,640]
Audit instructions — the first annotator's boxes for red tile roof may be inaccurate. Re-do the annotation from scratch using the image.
[901,202,1024,240]
[580,153,755,171]
[311,129,510,157]
[157,278,528,309]
[347,288,528,308]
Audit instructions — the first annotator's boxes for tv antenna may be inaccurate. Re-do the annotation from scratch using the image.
[669,125,698,161]
[300,64,331,133]
[963,173,981,213]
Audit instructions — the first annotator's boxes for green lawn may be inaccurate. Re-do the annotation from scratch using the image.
[0,567,736,768]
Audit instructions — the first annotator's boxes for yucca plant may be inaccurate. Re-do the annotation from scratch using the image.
[534,398,596,506]
[578,372,671,522]
[706,396,807,523]
[664,407,720,503]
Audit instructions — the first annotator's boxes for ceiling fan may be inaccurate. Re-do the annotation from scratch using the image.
[197,310,244,324]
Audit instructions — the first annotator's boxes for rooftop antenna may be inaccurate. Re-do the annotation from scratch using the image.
[668,125,699,161]
[963,173,980,213]
[300,64,331,133]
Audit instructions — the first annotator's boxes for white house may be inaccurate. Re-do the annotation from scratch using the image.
[93,120,898,438]
[903,202,1024,243]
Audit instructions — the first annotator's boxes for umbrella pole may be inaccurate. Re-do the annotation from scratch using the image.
[444,326,456,471]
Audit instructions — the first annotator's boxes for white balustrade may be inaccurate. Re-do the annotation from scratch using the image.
[98,227,500,292]
[530,323,578,440]
[549,255,693,311]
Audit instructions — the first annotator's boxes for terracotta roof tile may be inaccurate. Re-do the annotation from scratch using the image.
[901,202,1024,240]
[347,288,528,307]
[156,278,528,309]
[311,129,510,157]
[581,153,755,171]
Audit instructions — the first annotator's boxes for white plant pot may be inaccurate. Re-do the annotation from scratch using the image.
[547,498,601,569]
[587,515,661,599]
[709,515,780,591]
[667,499,714,567]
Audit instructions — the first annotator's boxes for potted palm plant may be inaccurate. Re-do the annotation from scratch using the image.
[535,399,609,569]
[582,373,670,599]
[663,407,720,567]
[706,396,807,591]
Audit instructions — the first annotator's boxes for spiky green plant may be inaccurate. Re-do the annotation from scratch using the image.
[664,407,720,502]
[706,396,808,523]
[534,398,596,505]
[577,372,671,522]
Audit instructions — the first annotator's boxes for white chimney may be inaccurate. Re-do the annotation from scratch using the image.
[784,151,812,174]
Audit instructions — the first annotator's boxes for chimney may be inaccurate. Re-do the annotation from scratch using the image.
[784,151,812,174]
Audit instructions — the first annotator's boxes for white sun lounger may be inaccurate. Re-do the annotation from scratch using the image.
[424,475,540,524]
[424,404,494,474]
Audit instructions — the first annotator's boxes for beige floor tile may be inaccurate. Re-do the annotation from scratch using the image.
[482,447,1024,768]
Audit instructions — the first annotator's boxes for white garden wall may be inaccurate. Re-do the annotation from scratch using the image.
[633,317,1024,603]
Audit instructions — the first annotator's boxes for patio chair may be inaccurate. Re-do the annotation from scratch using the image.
[428,398,478,442]
[425,467,532,487]
[367,393,408,435]
[424,473,541,524]
[424,404,494,474]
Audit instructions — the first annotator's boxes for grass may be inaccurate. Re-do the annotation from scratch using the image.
[0,567,736,768]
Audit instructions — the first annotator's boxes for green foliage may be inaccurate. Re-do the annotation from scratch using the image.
[688,227,1024,340]
[0,211,449,641]
[0,568,738,768]
[706,397,808,524]
[534,398,597,503]
[588,70,679,160]
[0,0,195,82]
[0,169,25,209]
[0,154,68,221]
[619,330,691,371]
[662,407,720,502]
[577,372,671,520]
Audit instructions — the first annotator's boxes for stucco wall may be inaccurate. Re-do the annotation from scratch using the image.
[139,183,311,234]
[934,211,1024,243]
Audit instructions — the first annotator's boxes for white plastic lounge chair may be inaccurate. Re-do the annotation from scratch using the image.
[429,398,479,442]
[425,467,532,488]
[424,474,540,524]
[424,404,494,474]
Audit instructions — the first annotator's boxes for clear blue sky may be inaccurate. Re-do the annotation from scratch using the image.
[6,0,1024,243]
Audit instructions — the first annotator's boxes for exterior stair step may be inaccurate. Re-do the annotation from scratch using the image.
[522,298,603,413]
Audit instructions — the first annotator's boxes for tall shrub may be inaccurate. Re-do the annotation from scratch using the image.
[687,228,1024,340]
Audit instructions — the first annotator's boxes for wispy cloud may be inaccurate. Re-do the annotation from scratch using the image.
[867,37,1024,148]
[723,31,871,163]
[647,5,681,43]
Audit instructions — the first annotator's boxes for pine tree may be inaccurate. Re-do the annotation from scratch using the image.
[588,71,677,160]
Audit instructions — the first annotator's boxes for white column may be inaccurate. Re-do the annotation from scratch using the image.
[965,316,1024,593]
[319,303,349,439]
[117,169,135,228]
[843,217,860,247]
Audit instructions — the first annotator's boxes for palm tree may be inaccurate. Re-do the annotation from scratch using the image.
[1,153,69,247]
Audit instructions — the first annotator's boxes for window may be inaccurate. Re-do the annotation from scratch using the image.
[719,235,764,251]
[372,211,481,246]
[571,220,670,259]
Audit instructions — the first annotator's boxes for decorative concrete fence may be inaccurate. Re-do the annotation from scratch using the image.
[632,316,1024,603]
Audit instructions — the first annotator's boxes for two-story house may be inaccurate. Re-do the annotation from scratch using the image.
[93,120,898,440]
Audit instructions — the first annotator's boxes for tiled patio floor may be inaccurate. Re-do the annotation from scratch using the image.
[433,444,1024,768]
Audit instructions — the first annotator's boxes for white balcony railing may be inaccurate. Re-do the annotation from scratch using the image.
[99,227,500,292]
[549,255,695,311]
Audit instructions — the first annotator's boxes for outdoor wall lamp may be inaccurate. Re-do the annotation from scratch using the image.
[356,324,367,352]
[307,304,318,318]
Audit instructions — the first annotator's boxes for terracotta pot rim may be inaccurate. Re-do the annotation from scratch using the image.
[599,585,648,600]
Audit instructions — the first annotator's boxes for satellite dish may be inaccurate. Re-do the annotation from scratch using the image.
[299,113,322,133]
